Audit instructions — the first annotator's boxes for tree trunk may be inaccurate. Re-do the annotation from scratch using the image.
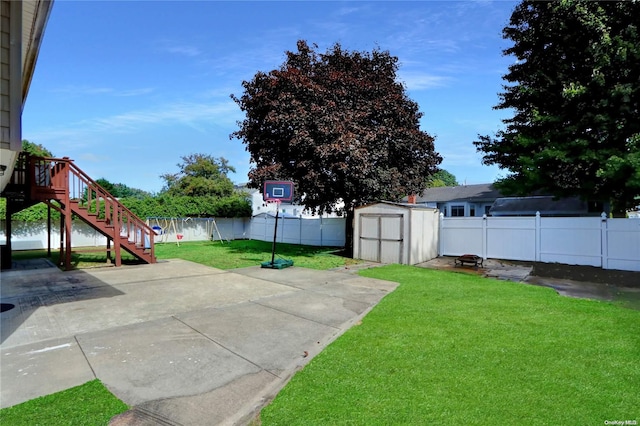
[611,197,628,218]
[344,205,355,258]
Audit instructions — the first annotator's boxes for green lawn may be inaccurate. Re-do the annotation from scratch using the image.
[11,240,358,271]
[259,265,640,425]
[6,246,639,425]
[0,380,128,426]
[154,239,359,270]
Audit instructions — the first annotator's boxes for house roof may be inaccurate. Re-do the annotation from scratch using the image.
[253,211,302,219]
[416,183,502,203]
[22,0,55,102]
[357,201,438,210]
[490,196,589,216]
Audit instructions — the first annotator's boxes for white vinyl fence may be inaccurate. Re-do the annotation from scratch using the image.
[439,213,640,272]
[0,218,250,250]
[3,213,638,271]
[0,220,109,250]
[146,218,249,243]
[249,214,345,247]
[0,215,344,250]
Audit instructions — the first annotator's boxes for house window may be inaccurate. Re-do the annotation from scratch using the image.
[451,205,465,217]
[470,206,476,217]
[484,205,492,216]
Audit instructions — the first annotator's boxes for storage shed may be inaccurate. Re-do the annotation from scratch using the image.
[353,202,439,265]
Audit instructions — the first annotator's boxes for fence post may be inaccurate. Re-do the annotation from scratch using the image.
[535,211,541,262]
[600,212,608,269]
[438,212,444,256]
[482,214,488,259]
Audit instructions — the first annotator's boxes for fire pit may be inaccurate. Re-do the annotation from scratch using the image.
[455,254,484,268]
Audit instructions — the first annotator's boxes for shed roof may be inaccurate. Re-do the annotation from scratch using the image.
[416,183,502,203]
[357,201,438,210]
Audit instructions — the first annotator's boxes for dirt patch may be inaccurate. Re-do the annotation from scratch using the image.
[532,262,639,288]
[419,256,640,310]
[529,263,640,310]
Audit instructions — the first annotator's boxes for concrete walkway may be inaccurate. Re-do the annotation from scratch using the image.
[0,259,397,425]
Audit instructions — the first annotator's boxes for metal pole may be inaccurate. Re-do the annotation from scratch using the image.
[271,207,279,265]
[47,204,52,257]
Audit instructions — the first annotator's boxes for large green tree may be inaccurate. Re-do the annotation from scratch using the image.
[21,140,52,157]
[474,1,640,215]
[95,178,151,200]
[427,169,458,188]
[231,40,441,250]
[160,154,235,198]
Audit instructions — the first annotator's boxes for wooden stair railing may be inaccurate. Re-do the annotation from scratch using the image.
[4,154,155,269]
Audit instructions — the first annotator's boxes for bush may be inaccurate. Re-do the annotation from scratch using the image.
[1,194,252,223]
[120,194,251,218]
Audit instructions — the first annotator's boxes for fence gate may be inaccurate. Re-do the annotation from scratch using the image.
[358,213,404,263]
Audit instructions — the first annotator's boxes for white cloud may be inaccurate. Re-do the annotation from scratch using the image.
[27,100,242,143]
[398,71,450,91]
[78,152,111,163]
[156,39,203,57]
[115,88,155,97]
[50,85,154,97]
[90,101,240,132]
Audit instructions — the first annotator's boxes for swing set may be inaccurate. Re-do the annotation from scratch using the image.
[147,217,226,246]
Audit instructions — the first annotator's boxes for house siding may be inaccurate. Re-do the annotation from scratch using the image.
[1,0,21,152]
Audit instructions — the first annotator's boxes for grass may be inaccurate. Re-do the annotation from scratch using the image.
[259,265,640,425]
[0,380,128,426]
[7,246,639,424]
[10,240,359,271]
[154,239,359,270]
[2,240,357,423]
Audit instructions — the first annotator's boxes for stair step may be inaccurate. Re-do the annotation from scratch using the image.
[10,153,156,266]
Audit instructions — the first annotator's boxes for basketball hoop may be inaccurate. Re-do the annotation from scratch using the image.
[263,180,294,203]
[261,180,294,269]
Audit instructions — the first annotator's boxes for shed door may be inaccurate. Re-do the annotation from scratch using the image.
[358,213,404,263]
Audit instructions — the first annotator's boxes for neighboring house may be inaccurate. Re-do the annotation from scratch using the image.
[410,183,608,217]
[1,0,54,192]
[413,183,503,217]
[489,196,602,217]
[236,184,342,218]
[626,203,640,218]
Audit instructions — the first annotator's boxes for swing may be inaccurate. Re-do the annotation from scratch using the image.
[149,218,170,243]
[209,218,227,243]
[176,218,188,246]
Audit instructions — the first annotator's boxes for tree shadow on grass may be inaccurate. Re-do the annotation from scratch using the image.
[221,240,341,259]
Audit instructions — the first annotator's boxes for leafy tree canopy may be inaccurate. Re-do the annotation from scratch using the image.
[0,193,252,220]
[22,140,53,157]
[121,194,251,219]
[160,153,236,198]
[231,40,441,216]
[427,169,458,188]
[95,178,151,200]
[474,0,640,215]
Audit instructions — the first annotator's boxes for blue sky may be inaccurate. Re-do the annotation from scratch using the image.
[23,0,518,194]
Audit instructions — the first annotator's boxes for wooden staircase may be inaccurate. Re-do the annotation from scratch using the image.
[2,154,155,270]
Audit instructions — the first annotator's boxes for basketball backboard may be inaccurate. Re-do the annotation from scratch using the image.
[263,180,294,202]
